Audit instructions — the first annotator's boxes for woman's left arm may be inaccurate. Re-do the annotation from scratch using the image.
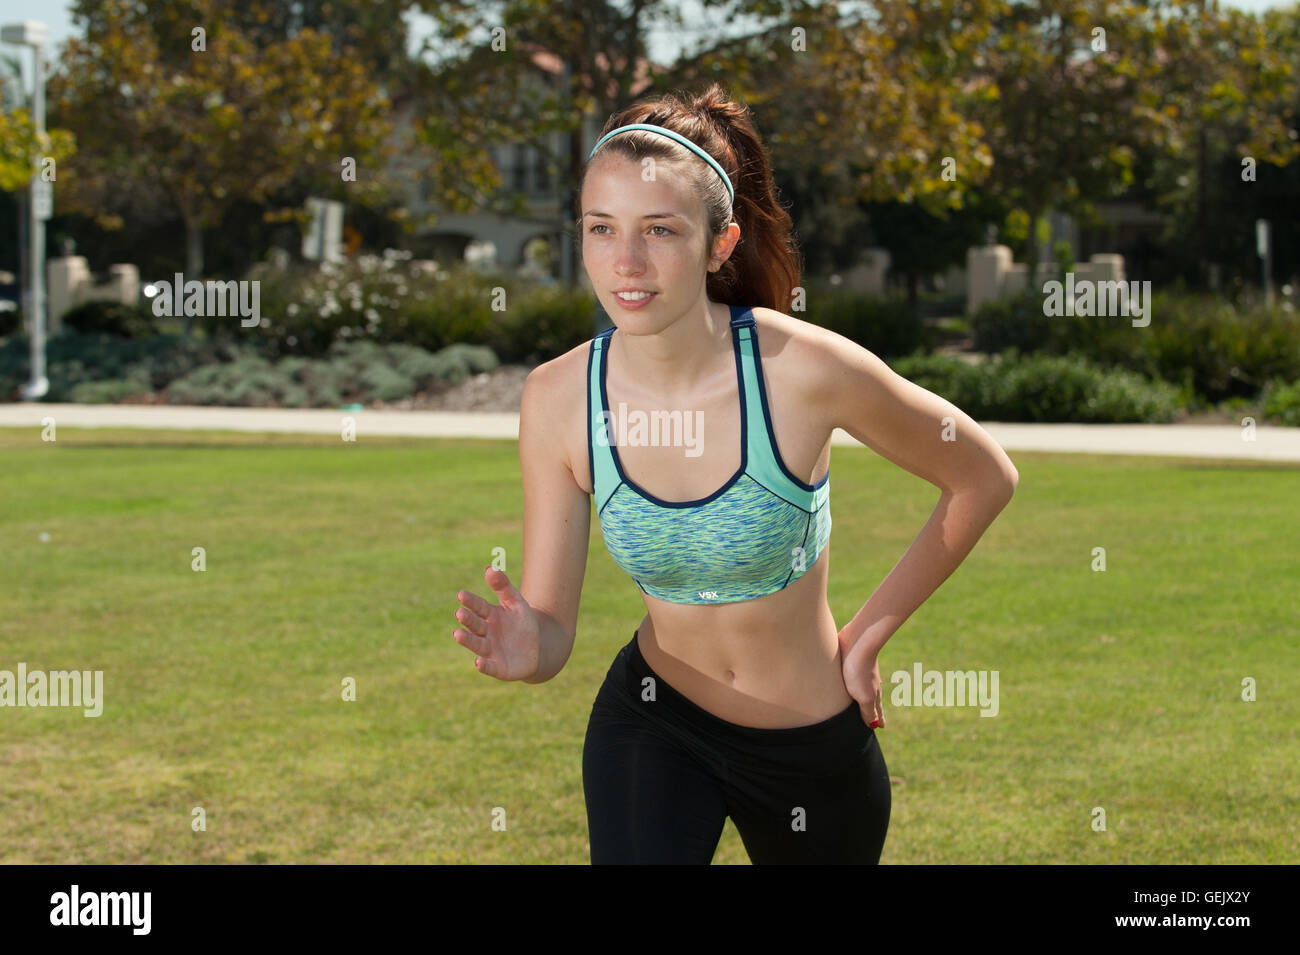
[810,329,1020,665]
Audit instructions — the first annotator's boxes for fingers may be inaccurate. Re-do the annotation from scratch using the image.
[456,588,490,619]
[455,580,499,677]
[454,628,500,679]
[862,700,885,729]
[453,604,486,638]
[483,565,518,603]
[452,625,487,654]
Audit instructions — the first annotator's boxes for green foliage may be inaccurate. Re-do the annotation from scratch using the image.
[1130,296,1300,402]
[67,372,152,404]
[970,292,1300,403]
[1051,239,1075,286]
[0,331,239,402]
[1261,377,1300,426]
[49,2,393,275]
[487,284,600,365]
[0,328,491,407]
[968,290,1051,353]
[805,292,932,359]
[0,106,76,192]
[60,300,160,338]
[218,254,594,364]
[891,349,1184,422]
[427,343,499,387]
[163,338,496,407]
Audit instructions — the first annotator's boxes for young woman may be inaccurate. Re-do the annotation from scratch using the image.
[453,84,1019,864]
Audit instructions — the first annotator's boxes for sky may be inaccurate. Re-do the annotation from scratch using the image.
[0,0,1295,89]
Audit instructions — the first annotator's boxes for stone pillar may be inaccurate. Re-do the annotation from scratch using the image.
[1088,253,1125,285]
[47,255,91,335]
[966,244,1012,314]
[842,248,891,295]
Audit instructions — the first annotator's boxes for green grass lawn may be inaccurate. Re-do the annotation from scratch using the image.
[1,425,1297,864]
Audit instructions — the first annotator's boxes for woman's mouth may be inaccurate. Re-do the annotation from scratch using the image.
[613,291,657,309]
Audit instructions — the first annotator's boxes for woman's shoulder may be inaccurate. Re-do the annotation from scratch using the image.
[749,304,843,365]
[520,340,597,491]
[524,339,591,418]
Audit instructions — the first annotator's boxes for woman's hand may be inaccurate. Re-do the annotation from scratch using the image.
[453,566,542,682]
[838,628,886,729]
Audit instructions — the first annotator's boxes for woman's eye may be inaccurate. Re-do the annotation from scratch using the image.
[587,225,674,236]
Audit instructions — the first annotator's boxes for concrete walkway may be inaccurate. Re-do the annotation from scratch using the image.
[2,402,1298,462]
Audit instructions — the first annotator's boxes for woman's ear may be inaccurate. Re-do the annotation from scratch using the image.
[709,222,741,270]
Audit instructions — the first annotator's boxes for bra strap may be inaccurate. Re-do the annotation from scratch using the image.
[588,327,619,511]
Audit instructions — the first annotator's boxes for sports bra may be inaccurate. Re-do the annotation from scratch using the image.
[586,303,831,604]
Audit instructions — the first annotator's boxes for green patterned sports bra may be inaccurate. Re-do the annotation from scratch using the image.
[587,304,831,605]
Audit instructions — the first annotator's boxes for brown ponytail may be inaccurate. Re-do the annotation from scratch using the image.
[576,83,802,315]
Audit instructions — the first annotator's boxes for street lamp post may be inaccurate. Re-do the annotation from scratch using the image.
[2,20,51,401]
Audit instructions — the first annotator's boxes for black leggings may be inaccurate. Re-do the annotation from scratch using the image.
[582,631,891,864]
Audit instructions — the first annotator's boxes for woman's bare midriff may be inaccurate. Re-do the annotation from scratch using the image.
[632,545,854,729]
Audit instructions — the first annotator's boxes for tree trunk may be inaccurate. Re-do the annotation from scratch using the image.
[183,217,204,336]
[1197,124,1209,294]
[1024,206,1043,298]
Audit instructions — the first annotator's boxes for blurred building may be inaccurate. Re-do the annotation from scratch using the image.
[385,43,657,289]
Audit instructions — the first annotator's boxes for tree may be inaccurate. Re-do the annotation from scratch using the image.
[0,51,75,195]
[659,1,1001,289]
[1135,0,1300,290]
[48,0,393,332]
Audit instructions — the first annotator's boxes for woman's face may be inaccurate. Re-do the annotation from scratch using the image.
[580,153,734,327]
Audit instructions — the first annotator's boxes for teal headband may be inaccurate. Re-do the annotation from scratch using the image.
[588,123,735,203]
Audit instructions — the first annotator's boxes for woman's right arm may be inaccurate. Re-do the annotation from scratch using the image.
[453,357,591,683]
[515,358,592,683]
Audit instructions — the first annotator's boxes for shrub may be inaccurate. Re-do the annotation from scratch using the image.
[162,337,497,407]
[360,364,415,402]
[0,331,242,402]
[59,300,160,338]
[68,372,153,403]
[187,247,609,365]
[167,355,288,407]
[969,290,1055,354]
[1261,377,1300,426]
[971,290,1300,404]
[428,343,499,387]
[206,253,512,360]
[807,292,931,359]
[385,343,443,387]
[489,284,601,364]
[1131,296,1300,403]
[890,349,1184,423]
